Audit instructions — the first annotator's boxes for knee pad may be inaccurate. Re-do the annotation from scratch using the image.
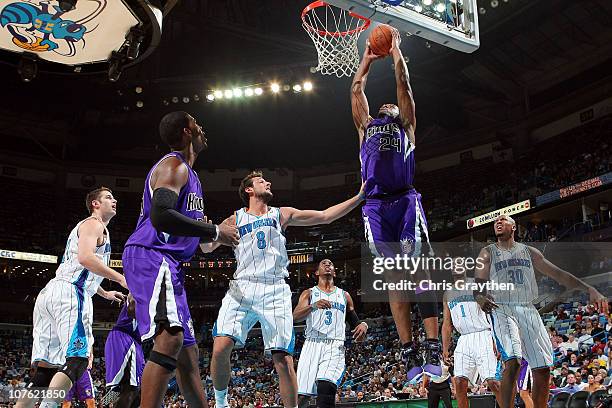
[417,294,439,319]
[60,357,88,384]
[30,366,58,387]
[148,351,177,373]
[316,380,337,408]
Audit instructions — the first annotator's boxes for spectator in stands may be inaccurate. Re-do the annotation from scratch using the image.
[562,334,579,353]
[552,373,582,395]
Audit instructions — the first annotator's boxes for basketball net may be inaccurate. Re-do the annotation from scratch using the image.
[302,1,370,78]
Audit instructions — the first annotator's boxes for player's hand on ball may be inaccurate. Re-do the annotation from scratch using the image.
[363,41,384,63]
[217,222,239,247]
[475,294,498,313]
[352,322,368,342]
[313,299,332,309]
[390,28,401,55]
[588,287,609,314]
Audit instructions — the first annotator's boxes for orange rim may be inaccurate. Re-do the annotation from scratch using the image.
[302,1,371,38]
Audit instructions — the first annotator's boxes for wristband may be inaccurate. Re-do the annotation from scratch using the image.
[213,225,219,242]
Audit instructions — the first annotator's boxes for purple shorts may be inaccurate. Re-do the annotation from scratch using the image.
[122,246,196,347]
[65,369,94,401]
[105,329,145,387]
[517,359,531,391]
[362,190,431,257]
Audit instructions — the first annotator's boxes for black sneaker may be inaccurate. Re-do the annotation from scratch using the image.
[402,343,424,381]
[422,338,442,377]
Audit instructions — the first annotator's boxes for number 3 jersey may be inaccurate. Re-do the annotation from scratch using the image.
[486,242,538,304]
[360,114,415,198]
[305,286,347,341]
[233,207,289,281]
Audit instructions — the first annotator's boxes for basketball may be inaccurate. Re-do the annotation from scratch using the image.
[368,24,395,56]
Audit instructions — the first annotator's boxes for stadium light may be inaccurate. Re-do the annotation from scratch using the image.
[303,81,313,91]
[182,96,190,103]
[214,90,223,99]
[244,88,254,97]
[293,84,302,93]
[233,88,243,97]
[206,94,215,102]
[271,83,281,93]
[136,100,144,108]
[224,90,233,99]
[254,87,263,95]
[171,96,179,103]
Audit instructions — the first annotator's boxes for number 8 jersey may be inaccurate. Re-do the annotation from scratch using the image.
[233,207,289,281]
[487,242,538,304]
[306,286,347,341]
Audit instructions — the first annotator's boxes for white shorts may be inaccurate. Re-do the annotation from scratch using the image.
[490,304,553,369]
[453,330,498,384]
[213,279,294,353]
[297,338,346,396]
[32,279,93,365]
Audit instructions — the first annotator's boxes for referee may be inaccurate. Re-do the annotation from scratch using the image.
[424,363,453,408]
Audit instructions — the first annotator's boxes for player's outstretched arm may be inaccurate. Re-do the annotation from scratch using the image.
[351,43,379,141]
[528,247,609,314]
[96,286,126,303]
[345,291,368,341]
[293,289,314,322]
[77,219,127,288]
[441,292,454,364]
[281,184,365,228]
[390,29,416,138]
[150,157,239,245]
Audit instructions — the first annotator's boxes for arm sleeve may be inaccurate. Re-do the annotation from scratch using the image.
[346,309,362,329]
[150,187,218,242]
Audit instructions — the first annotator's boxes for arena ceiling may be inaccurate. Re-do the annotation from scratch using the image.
[0,0,611,169]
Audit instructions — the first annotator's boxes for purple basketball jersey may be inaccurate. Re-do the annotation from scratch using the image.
[113,304,140,342]
[125,152,204,261]
[360,115,415,198]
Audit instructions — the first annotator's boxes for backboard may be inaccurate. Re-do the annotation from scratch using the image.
[325,0,480,53]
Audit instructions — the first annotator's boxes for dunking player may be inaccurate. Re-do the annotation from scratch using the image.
[62,360,95,408]
[474,214,608,408]
[123,111,239,408]
[206,171,365,408]
[441,268,500,408]
[16,187,127,408]
[351,28,440,379]
[293,259,368,408]
[104,294,144,408]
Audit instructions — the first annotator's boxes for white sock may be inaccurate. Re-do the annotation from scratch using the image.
[214,387,228,407]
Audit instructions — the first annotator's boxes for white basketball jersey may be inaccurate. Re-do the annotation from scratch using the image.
[446,282,491,335]
[55,217,111,297]
[233,207,289,281]
[305,286,347,341]
[487,242,538,304]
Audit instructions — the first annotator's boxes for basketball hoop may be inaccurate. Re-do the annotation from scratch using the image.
[302,1,370,78]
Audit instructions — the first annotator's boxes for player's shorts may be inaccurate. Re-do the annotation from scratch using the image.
[362,189,431,258]
[297,338,346,396]
[65,369,95,401]
[32,278,93,365]
[123,246,196,347]
[213,279,295,353]
[105,329,145,388]
[490,303,553,369]
[517,359,531,391]
[453,330,499,384]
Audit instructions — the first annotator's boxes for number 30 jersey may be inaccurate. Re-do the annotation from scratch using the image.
[233,207,289,282]
[360,114,415,198]
[487,242,538,305]
[306,286,347,341]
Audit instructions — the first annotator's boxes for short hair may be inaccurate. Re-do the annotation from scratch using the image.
[85,187,112,214]
[239,171,263,205]
[159,111,190,149]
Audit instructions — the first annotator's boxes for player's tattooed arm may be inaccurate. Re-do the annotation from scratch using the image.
[441,292,454,364]
[473,247,498,313]
[528,247,609,314]
[293,289,313,322]
[390,29,416,138]
[78,219,127,288]
[280,183,365,227]
[351,43,378,140]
